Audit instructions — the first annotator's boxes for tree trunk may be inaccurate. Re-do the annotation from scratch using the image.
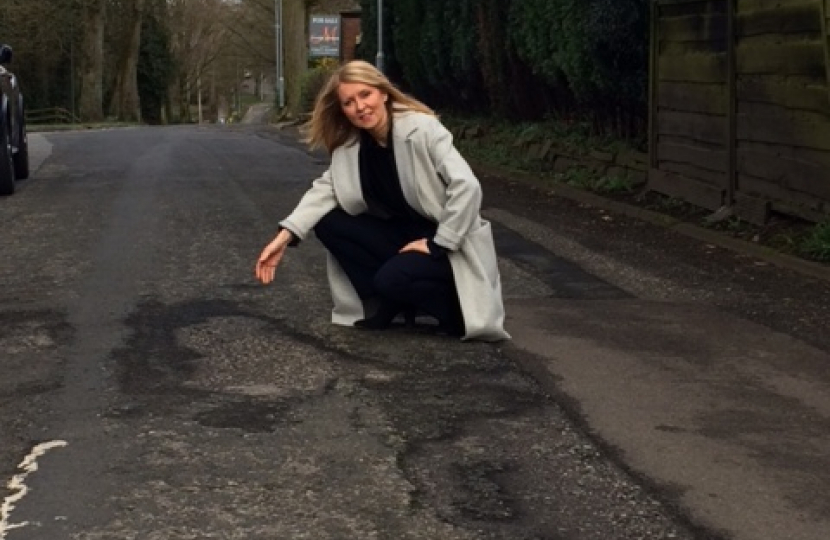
[209,66,217,119]
[167,73,186,124]
[77,0,106,122]
[109,0,147,121]
[283,0,307,118]
[182,78,192,123]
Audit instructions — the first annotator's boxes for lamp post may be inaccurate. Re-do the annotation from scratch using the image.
[274,0,284,108]
[375,0,384,73]
[69,18,76,123]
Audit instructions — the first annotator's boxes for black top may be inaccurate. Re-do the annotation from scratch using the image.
[358,128,447,258]
[359,128,411,221]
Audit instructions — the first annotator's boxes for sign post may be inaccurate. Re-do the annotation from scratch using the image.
[376,0,384,73]
[274,0,284,108]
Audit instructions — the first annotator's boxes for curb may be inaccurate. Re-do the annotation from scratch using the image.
[474,165,830,285]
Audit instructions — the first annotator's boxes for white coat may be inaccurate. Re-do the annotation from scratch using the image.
[279,111,510,342]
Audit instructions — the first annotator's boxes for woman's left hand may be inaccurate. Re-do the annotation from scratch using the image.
[399,238,429,255]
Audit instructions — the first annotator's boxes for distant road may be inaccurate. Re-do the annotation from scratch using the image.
[240,103,273,124]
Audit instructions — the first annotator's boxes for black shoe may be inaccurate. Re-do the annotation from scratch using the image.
[436,315,465,337]
[355,303,415,330]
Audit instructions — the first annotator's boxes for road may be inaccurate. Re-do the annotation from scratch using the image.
[1,124,828,540]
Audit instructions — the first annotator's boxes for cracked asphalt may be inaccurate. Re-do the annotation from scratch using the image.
[0,124,827,540]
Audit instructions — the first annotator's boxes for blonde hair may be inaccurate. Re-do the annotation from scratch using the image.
[301,60,435,154]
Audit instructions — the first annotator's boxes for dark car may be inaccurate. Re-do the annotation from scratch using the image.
[0,43,29,195]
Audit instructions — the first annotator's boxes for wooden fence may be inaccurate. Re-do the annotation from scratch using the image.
[26,107,80,125]
[649,0,830,224]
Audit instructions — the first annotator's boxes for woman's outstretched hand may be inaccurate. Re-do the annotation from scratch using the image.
[255,229,294,284]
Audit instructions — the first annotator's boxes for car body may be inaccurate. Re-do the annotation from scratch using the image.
[0,43,29,195]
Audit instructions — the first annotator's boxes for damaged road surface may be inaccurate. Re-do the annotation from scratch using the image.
[0,124,769,539]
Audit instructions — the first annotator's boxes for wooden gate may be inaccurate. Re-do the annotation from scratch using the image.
[649,0,830,224]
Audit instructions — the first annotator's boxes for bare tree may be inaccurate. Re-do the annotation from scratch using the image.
[224,0,309,115]
[283,0,308,117]
[0,0,77,111]
[167,0,230,122]
[108,0,146,121]
[77,0,106,121]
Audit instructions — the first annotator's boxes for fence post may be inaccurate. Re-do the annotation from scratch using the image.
[820,0,830,106]
[648,0,659,171]
[725,0,737,206]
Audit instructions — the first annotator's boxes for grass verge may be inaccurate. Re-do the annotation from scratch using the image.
[442,114,830,265]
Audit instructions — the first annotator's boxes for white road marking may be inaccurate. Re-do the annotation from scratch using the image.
[0,441,68,539]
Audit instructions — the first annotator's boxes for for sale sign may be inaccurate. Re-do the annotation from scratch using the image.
[309,15,340,58]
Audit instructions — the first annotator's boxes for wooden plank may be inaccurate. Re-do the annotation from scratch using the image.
[660,0,726,18]
[660,0,718,7]
[658,52,728,82]
[658,82,728,114]
[741,138,830,167]
[738,174,796,199]
[649,168,725,209]
[738,0,815,10]
[739,172,830,207]
[660,134,725,151]
[737,2,821,36]
[660,13,729,42]
[733,192,770,225]
[661,40,728,54]
[770,197,830,223]
[738,77,830,114]
[737,102,830,150]
[738,173,830,222]
[737,147,830,199]
[660,160,730,187]
[658,110,727,144]
[737,41,825,76]
[786,170,830,200]
[658,142,729,172]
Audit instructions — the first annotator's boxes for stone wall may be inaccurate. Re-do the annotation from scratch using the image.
[453,124,649,187]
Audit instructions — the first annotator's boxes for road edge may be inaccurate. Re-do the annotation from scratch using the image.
[473,164,830,284]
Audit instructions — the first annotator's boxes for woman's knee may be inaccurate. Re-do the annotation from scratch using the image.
[313,209,347,242]
[373,262,410,299]
[373,252,435,299]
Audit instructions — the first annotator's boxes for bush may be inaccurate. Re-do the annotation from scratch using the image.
[799,220,830,262]
[360,0,649,140]
[299,58,339,114]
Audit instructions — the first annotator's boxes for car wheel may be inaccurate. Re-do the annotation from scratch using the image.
[0,122,15,196]
[13,115,29,180]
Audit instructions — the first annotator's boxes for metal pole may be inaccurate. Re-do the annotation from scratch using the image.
[275,0,285,108]
[726,0,737,204]
[70,20,76,123]
[375,0,384,73]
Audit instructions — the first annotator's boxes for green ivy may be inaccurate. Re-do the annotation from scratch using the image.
[299,61,339,113]
[799,221,830,262]
[359,0,649,140]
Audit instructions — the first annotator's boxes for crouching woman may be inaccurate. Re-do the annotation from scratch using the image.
[255,60,510,342]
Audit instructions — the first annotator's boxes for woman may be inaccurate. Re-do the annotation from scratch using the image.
[255,60,509,342]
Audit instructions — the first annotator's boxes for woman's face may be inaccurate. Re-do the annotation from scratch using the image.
[337,81,389,137]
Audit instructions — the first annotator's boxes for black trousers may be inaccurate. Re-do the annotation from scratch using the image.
[313,208,463,330]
